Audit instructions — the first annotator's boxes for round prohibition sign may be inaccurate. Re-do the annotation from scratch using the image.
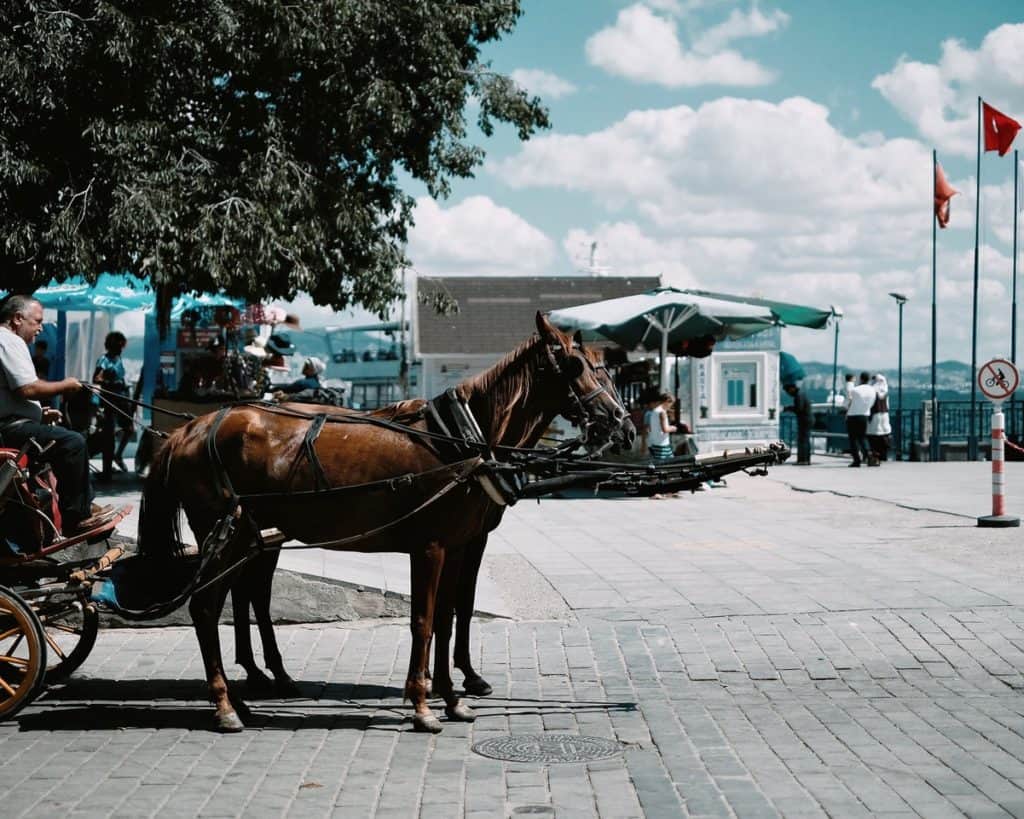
[978,358,1020,402]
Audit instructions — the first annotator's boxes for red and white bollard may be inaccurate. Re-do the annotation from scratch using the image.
[978,402,1020,527]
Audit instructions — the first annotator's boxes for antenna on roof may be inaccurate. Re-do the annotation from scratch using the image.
[577,240,611,277]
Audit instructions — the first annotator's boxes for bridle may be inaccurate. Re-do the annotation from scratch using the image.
[542,341,623,443]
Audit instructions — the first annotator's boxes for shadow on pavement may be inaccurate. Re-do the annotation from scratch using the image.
[20,678,637,732]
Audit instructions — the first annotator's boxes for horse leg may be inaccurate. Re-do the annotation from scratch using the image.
[248,550,299,697]
[407,541,445,733]
[453,535,493,696]
[432,546,474,723]
[191,576,243,732]
[231,560,275,694]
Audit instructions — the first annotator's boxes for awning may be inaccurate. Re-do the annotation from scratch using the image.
[780,352,806,384]
[682,289,835,330]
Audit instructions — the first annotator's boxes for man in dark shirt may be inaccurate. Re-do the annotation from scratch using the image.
[274,356,325,398]
[783,382,813,465]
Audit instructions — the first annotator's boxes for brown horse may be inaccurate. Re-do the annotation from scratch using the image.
[227,346,625,701]
[138,313,633,732]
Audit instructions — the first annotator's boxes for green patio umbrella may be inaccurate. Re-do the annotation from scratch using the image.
[548,287,776,389]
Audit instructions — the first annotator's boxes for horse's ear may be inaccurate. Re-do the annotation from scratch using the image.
[536,311,562,343]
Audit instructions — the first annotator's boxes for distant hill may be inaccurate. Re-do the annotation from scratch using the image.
[797,360,975,405]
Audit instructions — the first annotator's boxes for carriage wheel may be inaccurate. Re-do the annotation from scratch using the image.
[35,599,99,683]
[0,585,47,720]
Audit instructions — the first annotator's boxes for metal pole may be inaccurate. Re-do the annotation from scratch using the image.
[971,96,982,460]
[1012,150,1019,439]
[400,267,408,400]
[831,316,840,414]
[931,149,939,461]
[897,299,904,460]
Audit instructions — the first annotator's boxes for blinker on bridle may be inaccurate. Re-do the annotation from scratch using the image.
[542,341,618,442]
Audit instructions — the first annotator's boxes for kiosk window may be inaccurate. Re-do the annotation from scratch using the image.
[719,361,759,411]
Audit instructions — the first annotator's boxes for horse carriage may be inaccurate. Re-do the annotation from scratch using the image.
[0,315,789,729]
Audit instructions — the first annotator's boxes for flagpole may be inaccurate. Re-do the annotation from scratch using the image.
[931,149,939,461]
[970,96,982,460]
[1013,149,1019,440]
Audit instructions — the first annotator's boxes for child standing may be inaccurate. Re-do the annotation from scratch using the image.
[643,391,677,461]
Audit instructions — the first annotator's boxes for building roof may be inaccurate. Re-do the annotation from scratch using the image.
[415,275,662,355]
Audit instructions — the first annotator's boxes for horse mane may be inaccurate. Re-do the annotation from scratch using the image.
[457,333,550,447]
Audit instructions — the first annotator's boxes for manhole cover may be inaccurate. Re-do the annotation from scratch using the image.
[471,734,621,763]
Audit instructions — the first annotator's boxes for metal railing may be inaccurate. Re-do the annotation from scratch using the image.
[780,401,1024,461]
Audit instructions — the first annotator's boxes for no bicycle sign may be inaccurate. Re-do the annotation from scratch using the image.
[978,358,1020,403]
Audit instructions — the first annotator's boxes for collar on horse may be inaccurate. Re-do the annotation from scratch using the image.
[427,388,523,506]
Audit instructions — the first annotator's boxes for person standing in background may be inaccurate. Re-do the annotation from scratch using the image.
[644,391,677,461]
[844,372,877,467]
[867,373,891,463]
[783,382,813,465]
[92,331,131,481]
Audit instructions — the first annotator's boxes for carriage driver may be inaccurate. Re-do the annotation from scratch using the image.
[0,294,103,534]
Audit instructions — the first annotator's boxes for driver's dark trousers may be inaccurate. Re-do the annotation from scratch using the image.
[0,419,93,528]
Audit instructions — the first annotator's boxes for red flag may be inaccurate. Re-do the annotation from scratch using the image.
[934,161,958,228]
[983,101,1021,156]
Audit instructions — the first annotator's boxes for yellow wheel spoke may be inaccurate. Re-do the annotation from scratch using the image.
[0,676,16,696]
[44,632,67,660]
[0,655,29,668]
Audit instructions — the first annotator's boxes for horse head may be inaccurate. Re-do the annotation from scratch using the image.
[535,312,635,453]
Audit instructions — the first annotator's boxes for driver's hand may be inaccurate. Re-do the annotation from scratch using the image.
[273,390,285,401]
[42,408,63,425]
[63,377,84,392]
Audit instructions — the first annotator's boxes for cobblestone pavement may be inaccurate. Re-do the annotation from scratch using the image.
[5,470,1024,817]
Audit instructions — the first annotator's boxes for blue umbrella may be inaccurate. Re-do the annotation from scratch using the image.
[31,273,154,313]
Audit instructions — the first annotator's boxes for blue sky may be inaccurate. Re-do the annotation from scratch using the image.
[135,2,1024,370]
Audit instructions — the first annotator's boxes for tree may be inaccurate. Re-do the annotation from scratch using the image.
[0,1,548,323]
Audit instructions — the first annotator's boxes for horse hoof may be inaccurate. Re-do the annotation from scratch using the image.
[463,674,493,697]
[412,712,444,733]
[216,711,245,733]
[445,702,476,722]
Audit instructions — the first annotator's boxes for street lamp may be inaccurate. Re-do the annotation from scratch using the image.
[889,292,908,460]
[829,306,843,413]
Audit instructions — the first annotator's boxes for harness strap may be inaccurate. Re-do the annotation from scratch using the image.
[206,406,238,507]
[301,413,330,492]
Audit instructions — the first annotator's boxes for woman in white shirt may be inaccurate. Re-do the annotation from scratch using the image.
[867,373,892,463]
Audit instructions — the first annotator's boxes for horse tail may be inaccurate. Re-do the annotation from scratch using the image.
[137,435,186,559]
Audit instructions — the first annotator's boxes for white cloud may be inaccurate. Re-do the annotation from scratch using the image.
[585,3,777,87]
[488,94,1024,367]
[407,195,557,275]
[693,6,790,55]
[873,23,1024,157]
[492,96,933,267]
[511,69,578,100]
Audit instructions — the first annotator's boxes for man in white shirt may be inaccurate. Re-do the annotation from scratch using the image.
[0,295,98,533]
[844,371,877,467]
